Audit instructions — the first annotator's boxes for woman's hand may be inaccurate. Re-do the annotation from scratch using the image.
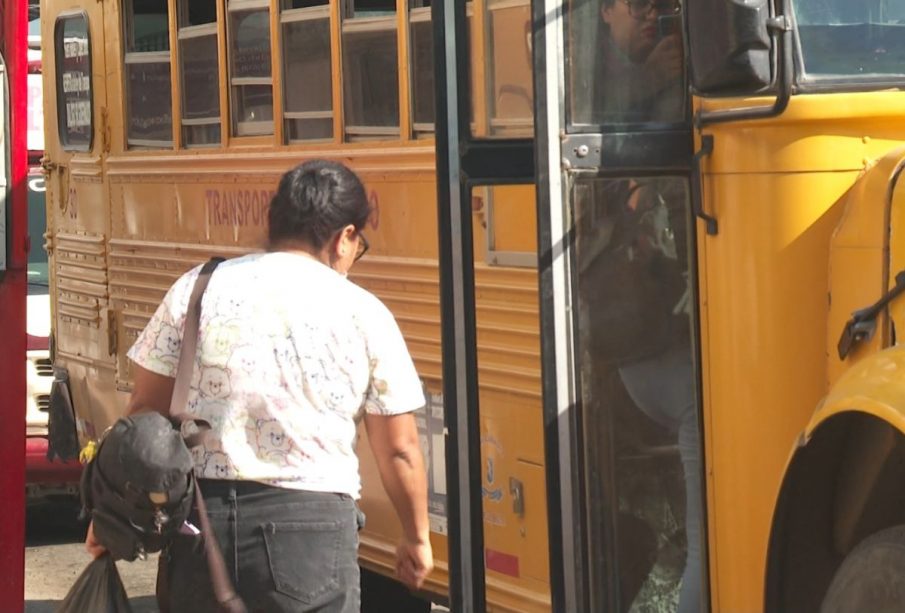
[643,34,683,93]
[395,536,434,591]
[85,520,107,559]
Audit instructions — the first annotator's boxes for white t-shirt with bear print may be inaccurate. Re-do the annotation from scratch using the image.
[127,252,426,499]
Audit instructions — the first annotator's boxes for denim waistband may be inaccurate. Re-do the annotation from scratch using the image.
[195,478,350,501]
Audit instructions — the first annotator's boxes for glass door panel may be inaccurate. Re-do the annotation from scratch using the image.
[573,175,703,613]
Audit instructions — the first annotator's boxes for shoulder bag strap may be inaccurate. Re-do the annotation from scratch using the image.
[163,257,246,613]
[169,257,224,421]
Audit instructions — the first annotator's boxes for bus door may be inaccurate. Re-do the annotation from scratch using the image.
[42,0,113,449]
[535,1,706,611]
[433,2,543,611]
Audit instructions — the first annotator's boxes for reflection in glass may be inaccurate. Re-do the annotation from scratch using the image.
[228,5,273,136]
[570,0,686,126]
[182,36,219,118]
[794,0,905,80]
[180,0,217,27]
[56,16,93,149]
[282,11,333,141]
[125,0,170,53]
[487,0,533,136]
[411,9,435,131]
[342,20,400,136]
[575,177,703,613]
[178,0,220,147]
[127,62,173,144]
[230,9,271,79]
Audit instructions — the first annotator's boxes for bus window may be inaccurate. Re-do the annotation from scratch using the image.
[228,0,274,137]
[569,0,686,127]
[54,15,92,151]
[574,176,703,612]
[177,0,221,147]
[486,0,533,137]
[473,185,537,268]
[793,0,905,83]
[342,0,400,139]
[410,1,435,135]
[123,0,173,148]
[281,1,333,142]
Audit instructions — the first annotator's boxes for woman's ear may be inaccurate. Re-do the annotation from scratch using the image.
[338,224,357,257]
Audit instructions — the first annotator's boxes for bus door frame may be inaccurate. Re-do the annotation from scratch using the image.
[533,0,702,611]
[432,1,535,611]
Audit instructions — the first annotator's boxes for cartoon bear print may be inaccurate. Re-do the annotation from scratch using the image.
[199,366,231,399]
[257,419,291,452]
[202,451,233,480]
[201,323,243,367]
[257,418,293,464]
[149,323,181,367]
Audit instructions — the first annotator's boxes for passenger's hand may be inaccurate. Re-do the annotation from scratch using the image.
[85,520,107,559]
[395,537,433,591]
[644,34,683,91]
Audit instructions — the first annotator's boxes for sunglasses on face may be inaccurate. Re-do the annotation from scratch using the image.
[622,0,681,19]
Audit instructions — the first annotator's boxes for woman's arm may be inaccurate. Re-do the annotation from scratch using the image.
[364,412,433,590]
[126,364,176,416]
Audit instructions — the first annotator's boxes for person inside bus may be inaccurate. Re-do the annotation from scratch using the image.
[580,178,702,613]
[594,0,685,124]
[85,160,433,612]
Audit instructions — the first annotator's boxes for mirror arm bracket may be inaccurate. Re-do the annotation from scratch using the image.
[695,0,793,129]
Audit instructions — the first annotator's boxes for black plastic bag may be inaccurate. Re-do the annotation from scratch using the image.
[57,554,133,613]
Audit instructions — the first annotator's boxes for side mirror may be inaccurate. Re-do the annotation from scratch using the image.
[686,0,774,97]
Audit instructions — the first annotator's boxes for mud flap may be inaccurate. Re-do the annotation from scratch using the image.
[47,366,81,461]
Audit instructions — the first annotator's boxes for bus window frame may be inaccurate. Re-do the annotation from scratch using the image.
[54,11,94,153]
[226,0,275,139]
[791,29,905,93]
[176,8,222,149]
[280,4,335,144]
[789,1,905,92]
[409,4,435,135]
[341,12,402,139]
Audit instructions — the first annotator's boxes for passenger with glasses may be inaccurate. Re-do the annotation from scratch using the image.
[594,0,685,123]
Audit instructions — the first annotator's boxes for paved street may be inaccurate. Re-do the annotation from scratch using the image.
[25,500,158,612]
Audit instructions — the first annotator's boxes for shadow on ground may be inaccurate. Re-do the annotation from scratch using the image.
[25,595,159,613]
[25,499,160,612]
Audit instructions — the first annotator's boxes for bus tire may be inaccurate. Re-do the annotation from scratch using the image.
[360,566,432,613]
[820,524,905,613]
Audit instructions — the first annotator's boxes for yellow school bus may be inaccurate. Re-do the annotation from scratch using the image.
[41,0,543,610]
[40,0,905,611]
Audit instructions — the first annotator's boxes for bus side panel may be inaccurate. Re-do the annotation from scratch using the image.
[42,0,115,441]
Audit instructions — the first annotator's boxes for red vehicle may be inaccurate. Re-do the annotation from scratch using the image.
[1,0,30,606]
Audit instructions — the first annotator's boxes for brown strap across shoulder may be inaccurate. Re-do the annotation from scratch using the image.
[163,257,247,613]
[169,257,224,420]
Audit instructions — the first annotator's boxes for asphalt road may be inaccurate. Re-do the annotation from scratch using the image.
[25,499,159,612]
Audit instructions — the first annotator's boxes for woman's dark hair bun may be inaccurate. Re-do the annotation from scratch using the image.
[268,160,370,249]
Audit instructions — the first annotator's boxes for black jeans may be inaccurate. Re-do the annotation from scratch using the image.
[158,479,363,613]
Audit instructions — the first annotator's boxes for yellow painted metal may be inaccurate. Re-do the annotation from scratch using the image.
[888,161,905,343]
[697,93,905,612]
[826,150,905,385]
[807,345,905,438]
